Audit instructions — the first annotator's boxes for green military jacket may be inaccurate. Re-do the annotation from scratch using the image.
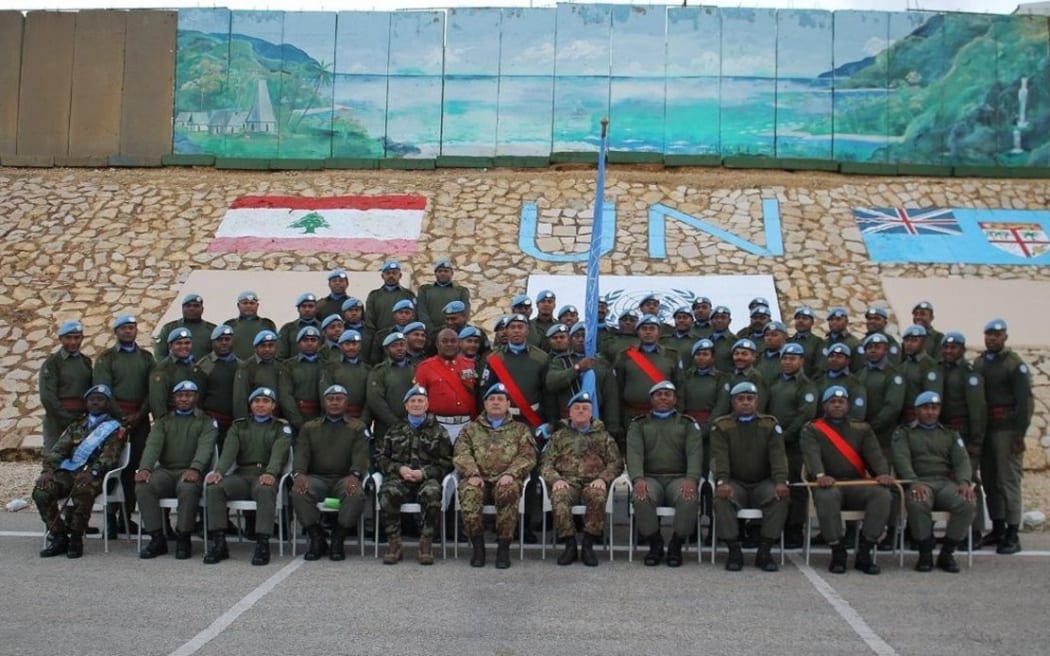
[937,358,986,452]
[601,331,639,363]
[453,415,537,482]
[820,331,863,373]
[858,331,902,363]
[43,414,128,476]
[366,358,417,437]
[789,330,824,378]
[614,344,682,411]
[974,348,1033,438]
[892,422,972,485]
[39,349,94,425]
[812,370,868,421]
[194,353,241,418]
[140,408,217,473]
[275,318,320,361]
[923,327,945,359]
[377,414,453,483]
[293,416,370,478]
[320,357,372,420]
[149,356,207,421]
[545,352,622,437]
[232,356,281,419]
[626,411,702,482]
[277,354,325,430]
[767,373,818,448]
[755,350,783,387]
[709,330,737,373]
[898,351,943,413]
[799,417,888,480]
[416,283,471,331]
[223,315,277,361]
[678,367,726,428]
[856,361,906,442]
[660,330,702,368]
[712,367,769,418]
[155,318,216,361]
[540,418,623,486]
[217,417,292,477]
[92,344,155,409]
[709,414,788,485]
[481,346,557,423]
[315,295,350,324]
[364,285,416,336]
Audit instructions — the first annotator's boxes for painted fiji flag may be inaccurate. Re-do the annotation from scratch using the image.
[854,207,962,236]
[208,195,426,253]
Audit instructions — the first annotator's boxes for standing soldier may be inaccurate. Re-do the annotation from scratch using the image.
[232,330,281,420]
[789,306,823,378]
[708,306,737,372]
[546,324,622,443]
[820,307,862,373]
[416,260,471,333]
[367,332,418,440]
[276,293,320,361]
[203,387,291,566]
[34,384,127,558]
[743,305,771,349]
[371,299,416,364]
[800,386,894,575]
[710,382,790,572]
[628,381,702,568]
[661,306,700,367]
[377,386,453,565]
[458,326,487,379]
[898,324,943,423]
[755,321,789,386]
[136,381,217,561]
[596,297,618,354]
[542,391,623,567]
[856,334,906,458]
[858,307,901,363]
[557,305,580,328]
[39,320,93,451]
[290,385,370,561]
[318,315,346,362]
[712,339,769,417]
[277,326,325,432]
[320,330,371,423]
[893,391,976,572]
[365,260,416,342]
[92,314,154,534]
[194,325,241,447]
[436,301,491,357]
[691,296,714,337]
[614,314,681,432]
[404,321,431,363]
[223,291,276,361]
[315,269,351,320]
[339,297,371,367]
[155,294,216,361]
[911,301,945,359]
[679,338,724,484]
[453,383,537,569]
[812,343,867,421]
[510,293,533,319]
[413,328,479,444]
[601,312,640,362]
[974,319,1032,554]
[149,328,207,422]
[529,290,558,350]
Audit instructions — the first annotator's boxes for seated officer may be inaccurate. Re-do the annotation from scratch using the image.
[893,391,976,573]
[136,381,217,560]
[541,391,623,567]
[290,384,370,561]
[799,386,894,575]
[710,381,789,572]
[203,387,292,566]
[627,381,702,568]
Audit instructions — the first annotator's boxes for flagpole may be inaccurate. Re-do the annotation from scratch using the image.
[582,118,609,418]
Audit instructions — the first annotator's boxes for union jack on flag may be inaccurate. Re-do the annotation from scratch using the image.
[854,207,963,236]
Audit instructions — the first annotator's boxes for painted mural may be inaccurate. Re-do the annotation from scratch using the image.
[173,6,1049,166]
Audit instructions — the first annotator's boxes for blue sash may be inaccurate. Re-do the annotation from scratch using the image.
[59,419,121,472]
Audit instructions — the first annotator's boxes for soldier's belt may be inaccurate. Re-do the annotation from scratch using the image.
[685,410,711,423]
[206,410,234,427]
[346,404,363,418]
[116,400,143,416]
[296,400,321,415]
[238,462,267,469]
[989,405,1013,420]
[625,402,652,413]
[943,416,966,429]
[436,415,471,424]
[60,398,87,412]
[901,408,917,422]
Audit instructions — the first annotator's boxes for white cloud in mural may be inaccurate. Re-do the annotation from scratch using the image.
[557,39,609,62]
[514,41,555,66]
[863,36,890,56]
[667,51,721,77]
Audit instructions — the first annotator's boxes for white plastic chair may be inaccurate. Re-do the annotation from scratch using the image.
[44,441,132,554]
[371,470,457,558]
[626,472,703,563]
[207,446,294,557]
[799,465,899,566]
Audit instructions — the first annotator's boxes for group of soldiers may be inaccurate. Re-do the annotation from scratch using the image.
[36,259,1032,572]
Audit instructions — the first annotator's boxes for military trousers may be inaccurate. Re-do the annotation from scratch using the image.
[713,479,788,542]
[41,413,73,452]
[136,468,203,534]
[33,470,103,535]
[459,478,522,540]
[905,479,976,542]
[380,477,443,539]
[206,467,279,533]
[982,428,1024,525]
[290,475,365,530]
[550,481,608,539]
[812,484,892,544]
[632,476,699,539]
[120,419,151,514]
[787,447,807,526]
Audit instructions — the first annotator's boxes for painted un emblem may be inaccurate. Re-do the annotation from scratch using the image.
[605,288,698,323]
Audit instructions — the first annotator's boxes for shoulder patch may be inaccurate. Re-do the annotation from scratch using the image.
[723,383,730,392]
[774,424,783,434]
[1019,364,1029,375]
[283,426,293,435]
[957,438,965,449]
[892,375,903,385]
[212,420,219,429]
[804,392,815,403]
[890,346,899,354]
[927,371,938,382]
[968,375,979,387]
[855,398,865,407]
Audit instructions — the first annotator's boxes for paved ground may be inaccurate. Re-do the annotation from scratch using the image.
[0,509,1047,656]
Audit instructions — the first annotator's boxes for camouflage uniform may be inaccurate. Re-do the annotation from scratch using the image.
[377,415,453,539]
[453,415,537,540]
[540,418,623,539]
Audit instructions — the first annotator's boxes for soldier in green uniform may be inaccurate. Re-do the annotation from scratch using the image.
[820,307,862,373]
[93,314,155,533]
[542,391,623,567]
[661,306,700,367]
[290,385,370,561]
[319,314,345,362]
[223,291,276,361]
[458,326,487,379]
[365,260,416,342]
[377,386,453,566]
[812,343,867,421]
[614,314,681,431]
[858,307,901,363]
[911,301,945,359]
[789,306,823,378]
[136,381,217,560]
[277,326,326,432]
[339,297,371,367]
[203,387,291,566]
[756,321,789,386]
[708,306,737,373]
[510,293,532,317]
[149,328,207,421]
[691,296,713,337]
[436,301,489,355]
[712,338,769,417]
[453,383,537,569]
[367,332,418,440]
[404,321,431,363]
[800,386,894,575]
[154,294,216,361]
[974,318,1032,554]
[545,323,622,442]
[276,293,320,361]
[416,260,471,333]
[596,297,618,354]
[529,290,558,351]
[601,311,640,362]
[232,330,281,420]
[320,329,371,423]
[710,381,789,572]
[370,299,416,364]
[39,320,93,451]
[34,385,127,558]
[679,339,724,478]
[893,391,976,572]
[898,325,943,423]
[938,331,987,544]
[742,305,770,349]
[628,381,702,567]
[194,325,241,446]
[315,269,350,321]
[557,304,580,328]
[491,315,511,353]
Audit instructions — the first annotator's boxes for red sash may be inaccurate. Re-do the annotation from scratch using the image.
[812,419,869,479]
[625,348,669,386]
[486,355,543,429]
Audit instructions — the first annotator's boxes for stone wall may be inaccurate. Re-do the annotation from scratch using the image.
[1,165,1048,508]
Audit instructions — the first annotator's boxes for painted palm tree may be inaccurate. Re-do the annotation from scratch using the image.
[293,59,335,133]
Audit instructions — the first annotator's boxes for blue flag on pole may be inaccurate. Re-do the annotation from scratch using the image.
[582,119,609,417]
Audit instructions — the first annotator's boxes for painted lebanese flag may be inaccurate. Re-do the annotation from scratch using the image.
[208,195,427,253]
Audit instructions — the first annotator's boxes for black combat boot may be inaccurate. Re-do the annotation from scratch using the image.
[105,513,120,540]
[329,527,347,562]
[252,534,271,566]
[915,538,934,572]
[937,539,961,573]
[40,532,69,558]
[997,525,1021,555]
[877,527,896,552]
[242,511,257,540]
[854,538,880,575]
[643,532,664,566]
[139,530,169,559]
[828,543,848,574]
[304,525,328,561]
[665,534,684,568]
[470,535,486,568]
[580,533,599,567]
[982,519,1006,547]
[203,532,229,564]
[725,541,744,571]
[556,536,578,566]
[970,527,983,551]
[175,532,193,560]
[755,538,778,572]
[783,524,804,550]
[495,539,512,569]
[66,532,84,559]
